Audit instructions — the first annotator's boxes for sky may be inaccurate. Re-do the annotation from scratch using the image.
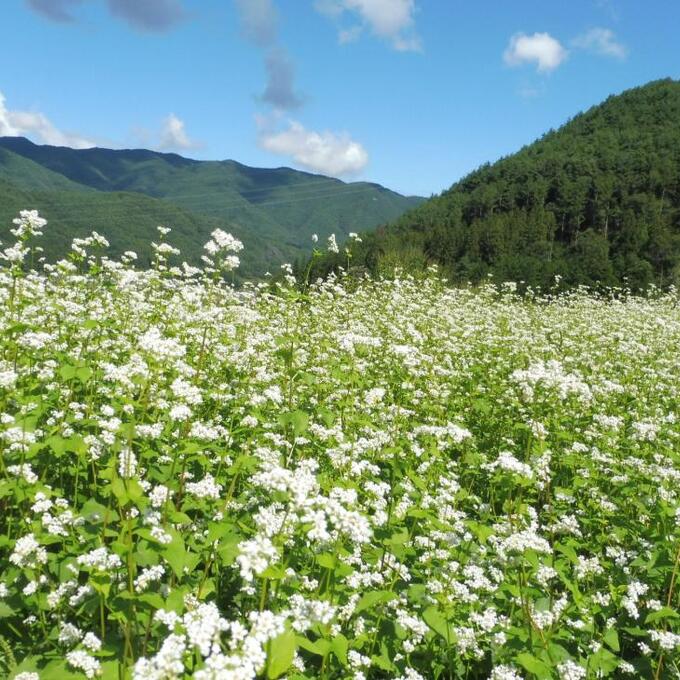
[1,1,679,196]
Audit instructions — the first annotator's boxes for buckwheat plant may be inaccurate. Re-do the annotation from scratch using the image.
[0,212,679,679]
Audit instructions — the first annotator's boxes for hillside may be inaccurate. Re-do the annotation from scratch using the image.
[0,137,422,276]
[317,79,680,289]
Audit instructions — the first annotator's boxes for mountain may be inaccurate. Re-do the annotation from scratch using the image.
[316,79,680,289]
[0,137,423,276]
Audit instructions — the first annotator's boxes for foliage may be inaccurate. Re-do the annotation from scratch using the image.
[313,79,680,290]
[1,211,680,679]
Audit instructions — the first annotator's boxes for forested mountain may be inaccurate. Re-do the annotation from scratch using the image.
[315,79,680,289]
[0,137,422,276]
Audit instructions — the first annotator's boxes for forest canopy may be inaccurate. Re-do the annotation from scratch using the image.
[312,79,680,290]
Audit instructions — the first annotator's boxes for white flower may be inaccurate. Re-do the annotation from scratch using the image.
[185,474,222,500]
[76,547,123,571]
[7,464,38,484]
[236,535,279,582]
[11,209,47,238]
[0,362,18,389]
[557,660,586,680]
[133,633,186,679]
[66,650,101,678]
[327,233,339,254]
[83,632,104,654]
[490,666,524,680]
[9,534,47,569]
[118,448,138,479]
[134,565,166,592]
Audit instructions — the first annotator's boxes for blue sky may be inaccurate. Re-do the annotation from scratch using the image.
[1,0,679,196]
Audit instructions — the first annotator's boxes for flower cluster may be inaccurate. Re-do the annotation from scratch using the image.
[0,211,678,678]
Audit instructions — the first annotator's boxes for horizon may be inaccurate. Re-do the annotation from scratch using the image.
[0,132,421,195]
[2,1,680,196]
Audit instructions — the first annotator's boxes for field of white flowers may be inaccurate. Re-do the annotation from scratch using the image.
[1,211,679,680]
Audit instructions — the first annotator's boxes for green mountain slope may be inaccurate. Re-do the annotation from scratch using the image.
[0,136,422,275]
[0,147,96,193]
[0,179,239,266]
[320,78,680,289]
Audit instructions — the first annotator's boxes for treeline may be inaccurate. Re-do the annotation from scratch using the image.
[310,79,680,289]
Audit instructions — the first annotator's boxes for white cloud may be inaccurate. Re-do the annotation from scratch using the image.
[573,28,627,59]
[316,0,421,52]
[157,114,198,151]
[0,91,94,148]
[258,119,368,176]
[504,32,568,73]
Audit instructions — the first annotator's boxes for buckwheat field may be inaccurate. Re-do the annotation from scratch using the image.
[1,211,679,680]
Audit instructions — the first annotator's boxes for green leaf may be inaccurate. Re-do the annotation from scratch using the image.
[217,534,241,565]
[59,364,77,381]
[90,572,112,597]
[317,553,337,569]
[279,410,309,436]
[547,643,572,663]
[138,592,165,610]
[371,651,395,672]
[354,590,396,614]
[603,627,620,651]
[39,659,83,680]
[207,522,238,543]
[47,436,67,457]
[297,636,331,657]
[0,601,15,618]
[111,477,128,504]
[161,532,190,579]
[262,565,287,580]
[422,606,453,642]
[126,479,145,503]
[11,656,41,678]
[386,529,410,546]
[76,366,93,383]
[515,653,553,678]
[267,628,296,679]
[645,607,679,624]
[555,542,578,563]
[331,634,348,666]
[589,647,619,675]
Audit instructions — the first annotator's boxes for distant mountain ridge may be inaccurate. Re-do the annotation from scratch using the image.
[317,78,680,289]
[0,136,423,275]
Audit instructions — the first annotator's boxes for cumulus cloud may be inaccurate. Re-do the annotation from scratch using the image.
[25,0,186,31]
[260,48,303,110]
[26,0,84,22]
[236,1,366,173]
[573,27,627,59]
[316,0,421,52]
[157,114,199,151]
[504,32,568,73]
[258,119,368,176]
[0,91,94,148]
[234,0,278,47]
